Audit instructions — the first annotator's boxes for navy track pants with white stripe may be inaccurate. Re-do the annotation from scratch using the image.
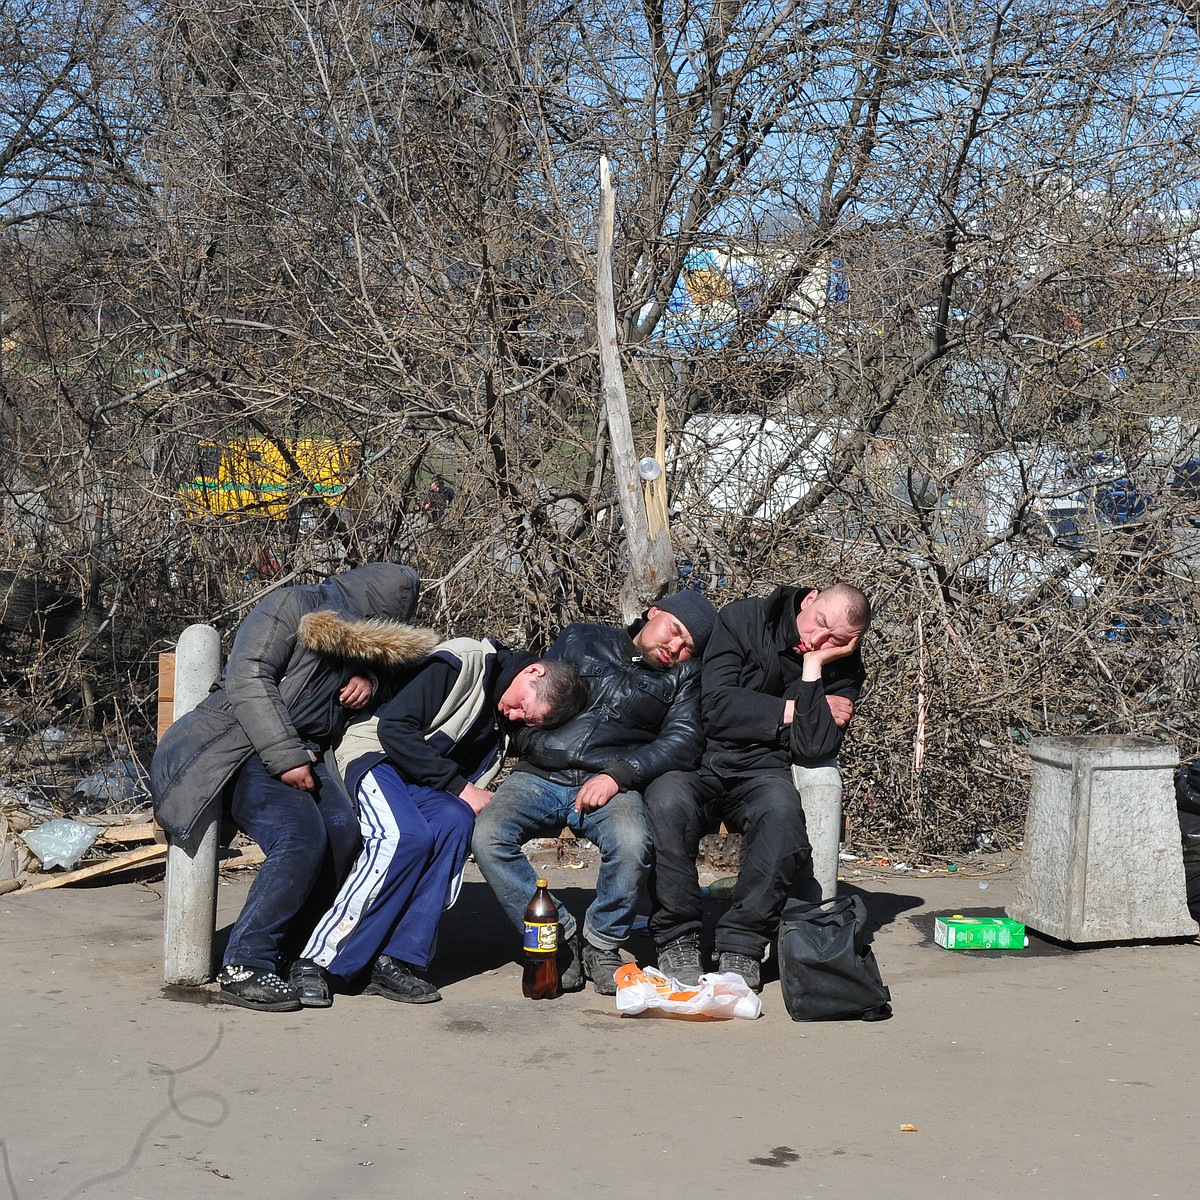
[301,763,474,979]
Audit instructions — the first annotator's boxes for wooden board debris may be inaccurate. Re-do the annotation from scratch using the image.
[219,845,266,871]
[94,822,157,844]
[17,844,168,893]
[157,651,176,742]
[17,838,264,893]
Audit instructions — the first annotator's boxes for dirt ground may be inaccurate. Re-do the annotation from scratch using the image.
[3,853,1199,1200]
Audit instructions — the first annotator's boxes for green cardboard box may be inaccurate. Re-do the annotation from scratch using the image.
[934,915,1028,950]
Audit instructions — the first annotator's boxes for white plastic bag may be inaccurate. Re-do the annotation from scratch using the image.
[614,964,762,1020]
[22,818,101,870]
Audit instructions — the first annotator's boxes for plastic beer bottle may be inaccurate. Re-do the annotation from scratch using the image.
[522,879,559,999]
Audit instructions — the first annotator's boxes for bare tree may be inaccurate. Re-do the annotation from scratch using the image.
[3,0,1200,853]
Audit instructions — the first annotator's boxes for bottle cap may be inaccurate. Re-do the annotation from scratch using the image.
[535,878,548,888]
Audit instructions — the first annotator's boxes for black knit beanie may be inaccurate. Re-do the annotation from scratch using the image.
[653,590,718,655]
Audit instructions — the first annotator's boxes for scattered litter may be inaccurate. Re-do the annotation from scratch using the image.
[900,1124,918,1133]
[838,851,857,861]
[614,963,762,1020]
[72,759,149,814]
[22,818,101,870]
[934,915,1027,950]
[0,786,35,810]
[12,786,57,819]
[1,798,36,883]
[39,726,67,753]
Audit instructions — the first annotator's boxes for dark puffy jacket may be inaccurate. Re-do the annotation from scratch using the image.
[513,620,702,790]
[151,564,434,842]
[701,584,866,775]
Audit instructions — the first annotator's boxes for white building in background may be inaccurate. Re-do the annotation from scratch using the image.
[669,411,843,524]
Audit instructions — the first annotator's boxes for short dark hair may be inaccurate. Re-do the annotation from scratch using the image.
[532,659,588,727]
[823,582,872,630]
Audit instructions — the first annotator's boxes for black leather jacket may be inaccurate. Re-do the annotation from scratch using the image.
[512,620,703,790]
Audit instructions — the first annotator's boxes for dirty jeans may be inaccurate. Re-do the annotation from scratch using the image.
[223,754,360,972]
[471,772,651,950]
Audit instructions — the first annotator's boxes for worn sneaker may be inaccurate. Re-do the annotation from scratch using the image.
[217,964,301,1012]
[656,934,705,987]
[557,928,585,993]
[717,951,762,992]
[580,939,624,996]
[364,954,442,1004]
[288,957,332,1008]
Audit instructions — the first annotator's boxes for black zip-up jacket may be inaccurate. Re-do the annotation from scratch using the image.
[335,639,535,799]
[701,584,866,775]
[512,619,702,790]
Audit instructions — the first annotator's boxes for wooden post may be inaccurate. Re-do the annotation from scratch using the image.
[596,154,675,621]
[156,652,176,742]
[162,624,222,985]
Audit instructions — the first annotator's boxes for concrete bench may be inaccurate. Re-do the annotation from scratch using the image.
[162,626,223,985]
[160,624,845,984]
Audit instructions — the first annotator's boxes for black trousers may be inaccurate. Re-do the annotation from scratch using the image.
[645,766,817,960]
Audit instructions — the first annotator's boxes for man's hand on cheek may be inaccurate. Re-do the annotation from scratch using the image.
[810,633,860,666]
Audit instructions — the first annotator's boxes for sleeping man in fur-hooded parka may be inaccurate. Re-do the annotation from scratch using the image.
[150,563,439,1011]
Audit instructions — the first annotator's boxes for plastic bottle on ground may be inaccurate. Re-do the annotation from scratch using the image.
[522,879,559,999]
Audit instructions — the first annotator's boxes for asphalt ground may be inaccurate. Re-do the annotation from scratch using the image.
[3,852,1198,1200]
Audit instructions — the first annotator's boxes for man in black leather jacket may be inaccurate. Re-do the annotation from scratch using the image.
[471,589,717,995]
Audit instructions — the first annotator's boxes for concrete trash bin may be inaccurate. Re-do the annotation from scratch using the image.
[1007,735,1198,944]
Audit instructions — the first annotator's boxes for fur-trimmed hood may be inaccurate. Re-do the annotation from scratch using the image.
[298,609,441,666]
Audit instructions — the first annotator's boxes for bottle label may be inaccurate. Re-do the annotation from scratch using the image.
[523,920,558,954]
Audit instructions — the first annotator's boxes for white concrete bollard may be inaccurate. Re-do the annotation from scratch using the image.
[1007,735,1198,943]
[163,623,223,985]
[793,761,843,901]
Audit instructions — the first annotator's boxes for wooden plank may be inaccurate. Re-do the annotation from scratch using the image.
[156,651,176,742]
[95,822,156,844]
[17,844,168,893]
